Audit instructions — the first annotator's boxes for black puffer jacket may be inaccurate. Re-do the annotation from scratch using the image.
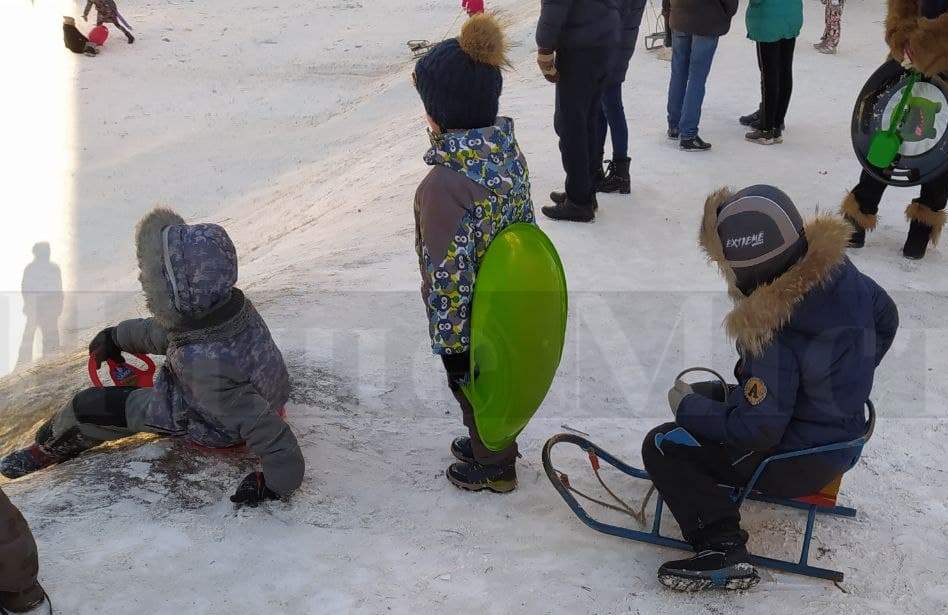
[661,0,739,38]
[536,0,621,50]
[621,0,648,50]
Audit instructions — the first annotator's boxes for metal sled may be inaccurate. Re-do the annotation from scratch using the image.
[542,401,876,583]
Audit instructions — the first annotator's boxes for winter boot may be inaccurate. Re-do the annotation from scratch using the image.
[744,128,783,145]
[0,423,97,479]
[598,158,631,194]
[446,460,517,493]
[814,42,837,55]
[549,191,597,211]
[903,201,946,260]
[0,581,47,614]
[450,436,474,464]
[739,110,760,127]
[541,196,596,222]
[667,127,680,140]
[680,136,712,152]
[657,542,760,591]
[840,192,876,248]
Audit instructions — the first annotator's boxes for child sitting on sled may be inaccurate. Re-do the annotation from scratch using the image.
[413,13,535,493]
[642,185,899,590]
[1,209,304,508]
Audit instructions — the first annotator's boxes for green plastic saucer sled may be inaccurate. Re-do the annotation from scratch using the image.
[461,223,568,452]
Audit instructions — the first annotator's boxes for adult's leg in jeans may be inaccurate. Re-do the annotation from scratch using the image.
[757,41,781,131]
[678,35,719,140]
[450,385,518,466]
[667,32,692,132]
[851,170,888,216]
[775,38,796,129]
[603,82,629,159]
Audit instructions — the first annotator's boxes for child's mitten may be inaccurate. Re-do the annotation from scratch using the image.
[230,471,280,507]
[89,327,125,368]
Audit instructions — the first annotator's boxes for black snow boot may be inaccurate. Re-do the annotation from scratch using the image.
[0,581,47,614]
[745,128,783,145]
[0,424,97,479]
[658,527,759,592]
[549,191,598,211]
[739,110,760,127]
[598,158,631,194]
[845,216,866,248]
[902,220,933,260]
[446,460,517,493]
[541,196,596,222]
[450,436,474,464]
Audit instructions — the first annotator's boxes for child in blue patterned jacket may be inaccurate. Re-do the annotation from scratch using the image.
[412,13,535,493]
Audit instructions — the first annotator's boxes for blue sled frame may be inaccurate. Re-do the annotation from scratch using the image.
[542,402,875,583]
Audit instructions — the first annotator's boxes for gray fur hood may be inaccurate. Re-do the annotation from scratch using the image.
[135,208,239,329]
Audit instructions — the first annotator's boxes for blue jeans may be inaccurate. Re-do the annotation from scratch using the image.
[667,32,719,140]
[597,82,629,160]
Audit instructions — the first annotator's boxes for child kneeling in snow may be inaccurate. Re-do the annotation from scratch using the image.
[1,209,304,507]
[413,13,534,493]
[642,186,898,590]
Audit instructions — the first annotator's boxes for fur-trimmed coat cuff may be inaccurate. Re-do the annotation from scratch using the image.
[906,201,947,245]
[908,14,948,77]
[841,192,878,231]
[885,0,920,59]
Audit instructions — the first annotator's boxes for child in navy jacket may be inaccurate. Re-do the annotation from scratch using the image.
[643,185,898,591]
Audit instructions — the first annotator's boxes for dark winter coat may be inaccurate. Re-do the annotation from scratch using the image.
[609,0,647,83]
[536,0,622,51]
[662,0,739,38]
[886,0,948,77]
[414,117,535,356]
[114,209,303,496]
[0,489,38,594]
[675,189,899,474]
[63,23,90,54]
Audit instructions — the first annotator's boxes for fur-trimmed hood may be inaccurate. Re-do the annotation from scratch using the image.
[699,188,852,356]
[135,208,238,329]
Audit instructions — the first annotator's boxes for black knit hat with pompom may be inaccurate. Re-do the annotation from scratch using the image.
[414,13,510,131]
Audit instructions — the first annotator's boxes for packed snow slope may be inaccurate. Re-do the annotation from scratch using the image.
[2,1,947,614]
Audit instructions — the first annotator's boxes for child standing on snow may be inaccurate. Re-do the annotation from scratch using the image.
[83,0,134,44]
[642,185,898,590]
[1,209,304,508]
[840,0,948,260]
[413,13,534,493]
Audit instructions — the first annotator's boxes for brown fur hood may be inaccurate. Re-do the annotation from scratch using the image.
[886,0,948,77]
[699,188,852,356]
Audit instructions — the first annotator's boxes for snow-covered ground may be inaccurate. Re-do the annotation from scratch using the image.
[2,1,947,613]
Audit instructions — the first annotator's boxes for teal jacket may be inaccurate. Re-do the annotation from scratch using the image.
[746,0,803,42]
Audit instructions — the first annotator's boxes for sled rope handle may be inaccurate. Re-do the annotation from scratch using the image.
[551,455,656,526]
[549,366,729,527]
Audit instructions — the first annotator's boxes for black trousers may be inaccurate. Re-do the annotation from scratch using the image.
[641,383,840,547]
[852,169,948,215]
[554,47,616,205]
[756,38,796,131]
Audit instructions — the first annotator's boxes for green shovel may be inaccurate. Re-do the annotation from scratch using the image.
[867,71,922,169]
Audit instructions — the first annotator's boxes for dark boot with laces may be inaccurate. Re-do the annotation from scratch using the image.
[0,422,98,479]
[446,459,517,493]
[541,195,596,222]
[658,532,759,592]
[597,158,631,194]
[450,436,474,464]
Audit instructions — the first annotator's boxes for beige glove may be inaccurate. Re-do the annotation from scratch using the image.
[537,49,558,83]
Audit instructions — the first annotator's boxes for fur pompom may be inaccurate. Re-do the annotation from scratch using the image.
[458,12,510,68]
